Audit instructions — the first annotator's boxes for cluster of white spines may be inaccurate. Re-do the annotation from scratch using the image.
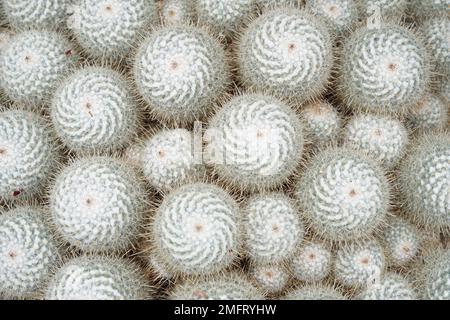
[358,272,416,300]
[0,110,58,202]
[407,94,449,132]
[251,264,289,294]
[45,256,150,300]
[152,183,240,276]
[133,25,229,123]
[410,0,450,20]
[243,193,304,263]
[205,93,303,191]
[420,16,450,78]
[238,8,333,102]
[50,156,147,252]
[342,114,409,168]
[295,148,389,241]
[141,128,204,192]
[284,285,346,300]
[0,30,75,106]
[160,0,195,26]
[51,67,139,153]
[67,0,157,60]
[305,0,359,34]
[421,249,450,300]
[291,241,332,283]
[0,206,59,298]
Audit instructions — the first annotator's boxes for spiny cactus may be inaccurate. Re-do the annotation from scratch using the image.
[49,156,148,252]
[410,0,450,21]
[342,113,409,169]
[151,183,240,276]
[358,272,417,300]
[398,131,450,230]
[67,0,157,60]
[256,0,298,10]
[160,0,195,26]
[50,66,140,154]
[133,25,229,123]
[295,147,389,241]
[140,128,205,192]
[439,77,450,104]
[338,23,430,115]
[205,93,304,191]
[0,110,58,202]
[243,193,304,264]
[0,30,76,106]
[358,0,408,20]
[291,241,332,283]
[0,206,60,299]
[420,249,450,300]
[45,256,150,300]
[407,94,449,132]
[283,284,347,300]
[251,263,289,294]
[237,8,333,103]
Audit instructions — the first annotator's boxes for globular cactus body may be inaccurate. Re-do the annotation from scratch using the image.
[291,242,332,283]
[407,94,449,132]
[420,16,450,77]
[421,250,450,300]
[161,0,195,26]
[359,272,416,300]
[251,264,289,294]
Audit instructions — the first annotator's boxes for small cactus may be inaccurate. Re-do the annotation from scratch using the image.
[358,272,417,300]
[407,94,449,132]
[291,241,332,283]
[160,0,195,26]
[421,249,450,300]
[251,263,289,294]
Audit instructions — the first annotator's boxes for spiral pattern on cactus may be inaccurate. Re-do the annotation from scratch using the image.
[407,94,449,131]
[291,242,332,283]
[305,0,359,34]
[161,0,195,26]
[359,272,416,300]
[422,250,450,300]
[420,16,450,77]
[252,264,289,294]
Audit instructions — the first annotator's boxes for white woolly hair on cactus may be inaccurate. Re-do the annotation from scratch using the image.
[0,109,59,202]
[160,0,196,26]
[410,0,450,21]
[204,93,304,192]
[67,0,158,61]
[45,255,151,300]
[283,284,347,300]
[407,94,449,132]
[291,241,333,283]
[237,8,334,103]
[295,147,390,241]
[132,24,230,124]
[1,0,70,31]
[342,113,409,169]
[419,249,450,300]
[50,66,141,154]
[398,131,450,231]
[337,22,431,116]
[0,30,77,107]
[0,206,60,299]
[243,193,305,264]
[49,156,149,252]
[358,272,417,300]
[334,238,386,288]
[169,272,265,300]
[250,263,290,295]
[150,182,241,276]
[381,216,420,267]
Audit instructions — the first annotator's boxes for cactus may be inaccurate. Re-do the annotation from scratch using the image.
[410,0,450,21]
[50,66,140,154]
[256,0,298,10]
[0,110,58,202]
[0,30,76,106]
[358,272,417,300]
[295,147,389,241]
[358,0,408,20]
[205,93,304,191]
[251,263,289,294]
[0,206,60,299]
[151,183,240,276]
[45,256,150,300]
[342,113,409,169]
[407,94,449,132]
[67,0,157,60]
[49,156,148,252]
[338,23,430,115]
[398,132,450,230]
[439,77,450,104]
[133,25,229,123]
[160,0,195,26]
[421,249,450,300]
[335,239,386,288]
[140,128,205,192]
[291,241,332,283]
[243,193,304,264]
[305,0,359,34]
[283,284,346,300]
[237,8,333,103]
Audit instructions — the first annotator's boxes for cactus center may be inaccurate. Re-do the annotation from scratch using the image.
[193,290,209,299]
[194,224,204,233]
[7,250,18,259]
[158,150,166,158]
[168,10,176,17]
[402,245,410,253]
[84,102,94,117]
[272,224,279,233]
[360,257,369,265]
[348,189,357,198]
[85,197,94,206]
[309,253,316,260]
[0,147,6,156]
[265,271,274,278]
[326,4,341,18]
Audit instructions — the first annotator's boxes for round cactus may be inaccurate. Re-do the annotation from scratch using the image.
[205,94,304,191]
[133,25,229,123]
[49,156,148,252]
[0,110,58,202]
[160,0,195,26]
[169,273,264,300]
[295,147,389,241]
[342,113,409,169]
[50,67,140,154]
[0,30,76,106]
[251,263,289,294]
[141,128,205,192]
[359,272,417,300]
[300,100,342,148]
[284,284,346,300]
[338,23,430,115]
[237,8,333,102]
[2,0,69,30]
[407,94,449,132]
[67,0,157,60]
[45,256,150,300]
[152,183,240,276]
[291,241,332,283]
[358,0,408,19]
[382,216,420,267]
[0,206,60,299]
[305,0,360,34]
[420,16,450,78]
[398,132,450,229]
[335,239,386,288]
[243,193,304,264]
[421,249,450,300]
